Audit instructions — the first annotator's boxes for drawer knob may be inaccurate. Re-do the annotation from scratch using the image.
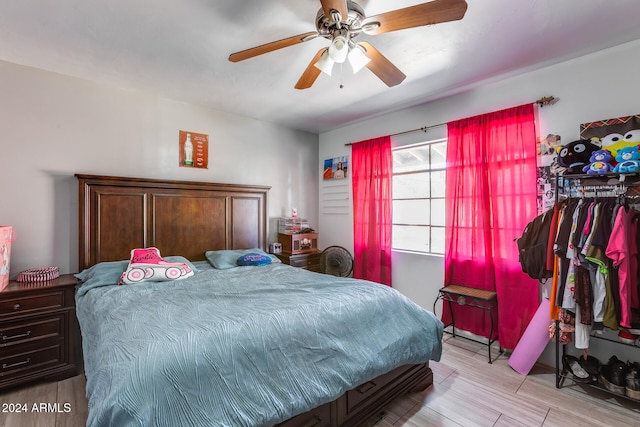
[13,303,21,311]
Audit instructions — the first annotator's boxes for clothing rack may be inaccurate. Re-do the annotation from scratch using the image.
[574,185,624,200]
[552,172,640,403]
[556,172,640,204]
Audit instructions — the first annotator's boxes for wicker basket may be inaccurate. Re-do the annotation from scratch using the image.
[16,266,60,282]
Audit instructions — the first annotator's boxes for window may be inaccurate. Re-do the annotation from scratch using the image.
[392,139,447,254]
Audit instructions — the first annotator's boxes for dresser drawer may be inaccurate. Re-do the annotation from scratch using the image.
[276,401,333,427]
[289,254,320,269]
[0,291,65,317]
[0,275,78,391]
[279,252,322,272]
[345,365,414,414]
[1,313,66,347]
[0,342,64,381]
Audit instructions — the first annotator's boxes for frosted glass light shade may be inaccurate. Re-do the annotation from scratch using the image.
[328,35,349,63]
[348,46,371,73]
[314,49,334,76]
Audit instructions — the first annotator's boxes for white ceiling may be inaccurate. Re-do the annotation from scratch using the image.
[1,0,640,134]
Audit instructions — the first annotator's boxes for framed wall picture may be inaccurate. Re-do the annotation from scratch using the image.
[323,156,349,180]
[179,130,209,169]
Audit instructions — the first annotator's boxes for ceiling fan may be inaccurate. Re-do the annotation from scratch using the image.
[228,0,468,90]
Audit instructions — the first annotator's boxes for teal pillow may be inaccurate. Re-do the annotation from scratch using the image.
[205,248,280,269]
[75,260,129,287]
[75,256,198,288]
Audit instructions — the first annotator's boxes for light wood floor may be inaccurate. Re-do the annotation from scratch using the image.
[1,336,639,426]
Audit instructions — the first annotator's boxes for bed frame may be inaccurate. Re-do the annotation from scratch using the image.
[76,174,433,427]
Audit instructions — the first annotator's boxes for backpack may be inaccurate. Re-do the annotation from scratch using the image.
[516,208,554,280]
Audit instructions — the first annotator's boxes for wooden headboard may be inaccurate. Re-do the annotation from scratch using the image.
[76,174,270,270]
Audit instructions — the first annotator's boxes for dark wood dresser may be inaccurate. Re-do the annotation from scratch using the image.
[0,274,79,390]
[276,251,322,272]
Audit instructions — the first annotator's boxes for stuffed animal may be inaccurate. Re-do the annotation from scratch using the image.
[582,149,614,175]
[556,139,601,174]
[612,146,640,173]
[599,129,640,157]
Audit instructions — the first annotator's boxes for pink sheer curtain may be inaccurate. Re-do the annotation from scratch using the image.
[352,136,392,286]
[444,104,539,350]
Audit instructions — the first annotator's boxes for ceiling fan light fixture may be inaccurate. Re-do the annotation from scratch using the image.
[348,45,370,73]
[328,35,349,63]
[314,49,334,76]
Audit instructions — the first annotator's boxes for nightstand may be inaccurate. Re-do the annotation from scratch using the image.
[0,274,79,390]
[276,251,322,272]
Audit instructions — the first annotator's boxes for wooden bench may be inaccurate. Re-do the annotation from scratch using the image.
[434,285,502,363]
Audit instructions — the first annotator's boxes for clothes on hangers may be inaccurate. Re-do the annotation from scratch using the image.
[606,205,639,328]
[546,185,640,349]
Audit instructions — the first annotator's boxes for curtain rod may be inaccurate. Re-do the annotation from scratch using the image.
[344,96,557,146]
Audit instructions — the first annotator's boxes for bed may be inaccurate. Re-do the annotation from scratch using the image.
[75,174,443,427]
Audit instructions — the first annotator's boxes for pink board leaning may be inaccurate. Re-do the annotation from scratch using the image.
[508,298,551,375]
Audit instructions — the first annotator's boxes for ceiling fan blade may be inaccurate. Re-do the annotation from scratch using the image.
[362,0,468,35]
[320,0,349,22]
[229,31,318,62]
[359,42,406,87]
[295,49,326,90]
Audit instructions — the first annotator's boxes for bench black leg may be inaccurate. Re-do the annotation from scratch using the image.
[447,299,456,338]
[488,309,494,363]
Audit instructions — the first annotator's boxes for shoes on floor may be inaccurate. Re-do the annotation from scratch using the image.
[626,361,640,400]
[600,355,627,395]
[579,355,600,378]
[617,329,638,345]
[563,354,591,383]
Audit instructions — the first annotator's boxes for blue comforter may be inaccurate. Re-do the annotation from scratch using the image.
[76,264,443,427]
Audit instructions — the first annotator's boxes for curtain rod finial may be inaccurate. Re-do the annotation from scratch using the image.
[536,96,557,107]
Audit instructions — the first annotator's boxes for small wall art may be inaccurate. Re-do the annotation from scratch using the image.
[536,134,562,213]
[179,130,209,169]
[323,156,349,180]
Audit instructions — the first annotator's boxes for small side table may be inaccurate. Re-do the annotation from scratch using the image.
[0,274,80,390]
[434,284,502,363]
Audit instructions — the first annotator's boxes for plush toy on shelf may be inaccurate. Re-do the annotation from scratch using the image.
[600,129,640,158]
[582,149,615,175]
[612,146,640,173]
[556,139,601,174]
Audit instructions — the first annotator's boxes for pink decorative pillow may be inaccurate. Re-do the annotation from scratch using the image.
[119,247,194,285]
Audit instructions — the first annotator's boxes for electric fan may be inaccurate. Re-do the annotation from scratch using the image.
[319,245,354,277]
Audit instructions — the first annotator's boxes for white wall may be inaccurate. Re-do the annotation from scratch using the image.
[0,60,319,276]
[319,40,640,363]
